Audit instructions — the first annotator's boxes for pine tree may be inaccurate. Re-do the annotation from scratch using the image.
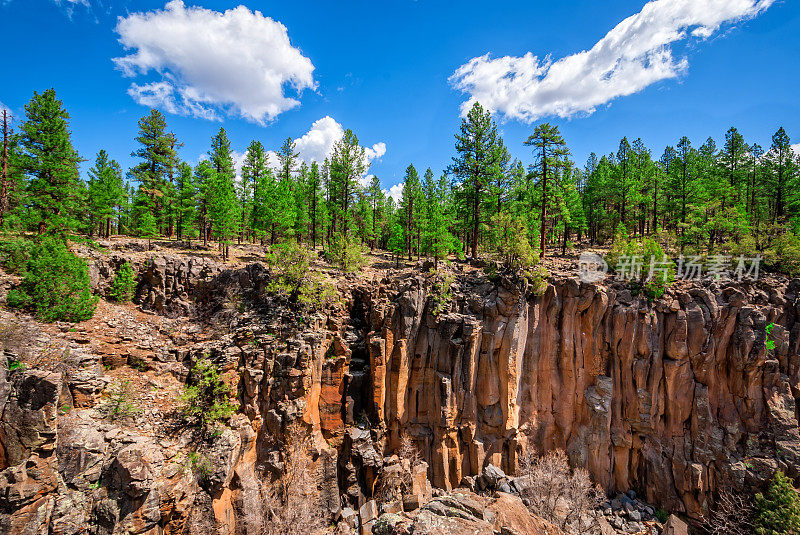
[765,127,796,223]
[754,470,800,535]
[450,102,507,260]
[175,162,197,242]
[400,164,422,260]
[207,127,239,259]
[524,123,570,257]
[87,150,125,238]
[19,89,83,236]
[242,140,271,243]
[130,109,176,235]
[328,129,366,236]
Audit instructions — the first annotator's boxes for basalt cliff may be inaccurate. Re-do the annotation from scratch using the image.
[1,248,798,534]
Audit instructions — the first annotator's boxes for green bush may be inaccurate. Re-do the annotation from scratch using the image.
[754,470,800,535]
[764,231,800,277]
[428,269,454,316]
[6,238,98,322]
[180,358,236,431]
[491,212,538,271]
[525,265,550,297]
[324,233,368,273]
[0,237,34,274]
[266,241,340,311]
[100,380,141,421]
[606,237,674,300]
[109,262,137,302]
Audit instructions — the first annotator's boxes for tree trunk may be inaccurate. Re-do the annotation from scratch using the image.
[540,155,547,258]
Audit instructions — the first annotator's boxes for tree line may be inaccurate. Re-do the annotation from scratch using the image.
[2,89,799,272]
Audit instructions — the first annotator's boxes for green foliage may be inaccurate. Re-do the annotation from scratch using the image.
[491,211,538,270]
[187,451,213,484]
[428,269,454,316]
[109,262,137,302]
[6,238,98,322]
[266,240,341,311]
[654,509,668,523]
[525,265,550,297]
[0,237,33,274]
[754,470,800,535]
[325,233,368,273]
[606,237,674,299]
[19,89,83,236]
[7,358,25,372]
[766,323,777,353]
[764,230,800,277]
[100,380,141,421]
[180,358,236,431]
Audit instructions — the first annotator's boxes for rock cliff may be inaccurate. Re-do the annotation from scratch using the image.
[1,251,798,533]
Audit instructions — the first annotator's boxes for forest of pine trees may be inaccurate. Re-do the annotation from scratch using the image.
[2,90,800,275]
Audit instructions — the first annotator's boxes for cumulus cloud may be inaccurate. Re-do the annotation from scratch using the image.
[114,0,315,124]
[792,143,800,155]
[295,116,344,164]
[292,116,386,181]
[450,0,774,122]
[385,183,403,204]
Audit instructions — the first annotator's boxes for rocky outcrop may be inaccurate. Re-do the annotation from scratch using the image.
[4,252,799,533]
[360,272,800,520]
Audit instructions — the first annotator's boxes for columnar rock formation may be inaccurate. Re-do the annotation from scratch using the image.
[1,252,798,533]
[360,272,800,519]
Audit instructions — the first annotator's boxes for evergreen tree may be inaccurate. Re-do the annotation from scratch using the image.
[524,123,570,257]
[87,150,125,238]
[449,102,507,259]
[400,164,422,260]
[242,140,271,243]
[175,162,197,242]
[328,129,366,236]
[19,89,83,236]
[207,127,239,259]
[754,470,800,535]
[130,109,176,234]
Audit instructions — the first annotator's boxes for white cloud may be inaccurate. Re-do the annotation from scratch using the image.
[450,0,774,122]
[385,184,403,204]
[114,0,315,124]
[792,143,800,155]
[295,116,344,164]
[292,116,386,182]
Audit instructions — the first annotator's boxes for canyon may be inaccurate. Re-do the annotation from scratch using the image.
[1,246,798,534]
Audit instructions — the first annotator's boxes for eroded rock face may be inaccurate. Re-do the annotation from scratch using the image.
[3,254,799,533]
[361,273,800,520]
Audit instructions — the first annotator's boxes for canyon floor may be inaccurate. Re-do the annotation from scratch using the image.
[1,238,797,535]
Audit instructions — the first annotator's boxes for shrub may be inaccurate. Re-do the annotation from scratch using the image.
[0,237,33,274]
[525,265,550,297]
[764,231,800,277]
[100,380,141,421]
[491,212,538,271]
[325,233,368,273]
[703,490,754,535]
[187,451,213,485]
[517,448,603,532]
[606,237,674,299]
[428,269,454,316]
[180,358,236,431]
[108,262,137,302]
[754,470,800,535]
[266,241,340,311]
[6,238,98,322]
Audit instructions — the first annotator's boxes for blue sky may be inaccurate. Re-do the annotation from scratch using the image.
[0,0,798,200]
